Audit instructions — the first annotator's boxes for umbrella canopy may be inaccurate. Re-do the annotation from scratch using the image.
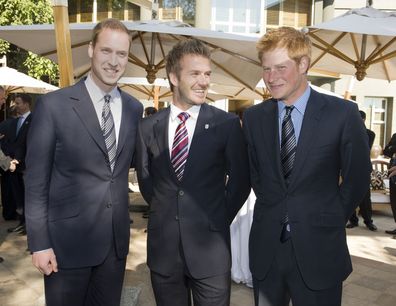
[0,66,58,95]
[0,20,262,91]
[308,6,396,81]
[118,77,233,102]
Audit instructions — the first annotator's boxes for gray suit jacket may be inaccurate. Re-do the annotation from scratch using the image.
[25,79,143,268]
[243,89,371,290]
[136,103,250,278]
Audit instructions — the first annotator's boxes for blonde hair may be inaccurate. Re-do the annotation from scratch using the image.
[257,27,311,69]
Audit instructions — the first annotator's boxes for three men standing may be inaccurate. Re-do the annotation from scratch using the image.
[25,19,143,306]
[243,27,371,306]
[136,39,250,306]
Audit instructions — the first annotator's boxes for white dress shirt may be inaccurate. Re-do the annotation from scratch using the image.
[84,74,122,143]
[168,104,201,158]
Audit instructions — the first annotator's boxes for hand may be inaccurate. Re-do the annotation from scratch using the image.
[389,166,396,178]
[32,248,58,275]
[9,160,19,172]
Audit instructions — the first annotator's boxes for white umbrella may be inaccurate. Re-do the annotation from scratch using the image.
[0,20,262,91]
[0,66,58,95]
[308,6,396,81]
[118,77,231,102]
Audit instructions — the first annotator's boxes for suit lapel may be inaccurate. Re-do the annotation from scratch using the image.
[182,103,212,181]
[153,107,179,181]
[260,100,284,184]
[115,90,132,159]
[71,80,107,156]
[288,90,326,189]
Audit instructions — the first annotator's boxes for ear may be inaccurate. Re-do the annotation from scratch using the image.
[298,56,310,74]
[169,72,179,88]
[88,42,93,59]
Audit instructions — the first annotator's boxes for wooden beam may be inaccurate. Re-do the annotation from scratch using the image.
[51,0,74,87]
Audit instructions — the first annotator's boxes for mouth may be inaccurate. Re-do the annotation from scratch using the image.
[104,67,119,76]
[193,89,207,97]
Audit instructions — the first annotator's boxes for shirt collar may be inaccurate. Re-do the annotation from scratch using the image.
[85,73,120,104]
[19,111,31,119]
[277,85,310,117]
[170,103,201,121]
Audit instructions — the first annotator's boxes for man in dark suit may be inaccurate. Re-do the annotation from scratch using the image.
[3,93,32,234]
[242,27,371,306]
[346,110,377,231]
[24,19,143,306]
[383,133,396,235]
[136,39,250,306]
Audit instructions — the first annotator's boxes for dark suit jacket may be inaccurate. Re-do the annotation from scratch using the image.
[383,133,396,158]
[242,89,371,290]
[24,79,143,268]
[1,114,31,171]
[367,129,375,150]
[136,103,250,279]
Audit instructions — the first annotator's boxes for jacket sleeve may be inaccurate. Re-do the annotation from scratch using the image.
[224,117,251,223]
[339,103,372,221]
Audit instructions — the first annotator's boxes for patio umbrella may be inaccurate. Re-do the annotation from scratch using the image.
[0,20,262,91]
[118,77,234,103]
[0,66,58,95]
[308,6,396,81]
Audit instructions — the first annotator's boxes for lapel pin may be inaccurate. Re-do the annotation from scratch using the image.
[205,124,210,129]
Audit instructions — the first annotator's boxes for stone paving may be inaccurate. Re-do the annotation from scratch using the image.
[1,192,396,305]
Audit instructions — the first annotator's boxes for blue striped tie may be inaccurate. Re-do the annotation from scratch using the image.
[280,106,296,242]
[101,95,117,172]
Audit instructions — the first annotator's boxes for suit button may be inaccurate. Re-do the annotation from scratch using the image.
[106,203,112,208]
[175,215,179,221]
[178,190,184,196]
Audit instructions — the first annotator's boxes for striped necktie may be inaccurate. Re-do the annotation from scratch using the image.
[280,106,296,242]
[101,94,117,172]
[171,112,190,181]
[281,106,296,181]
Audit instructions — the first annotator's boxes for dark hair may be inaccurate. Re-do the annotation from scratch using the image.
[91,18,131,47]
[165,39,211,91]
[144,106,157,117]
[15,93,32,106]
[359,110,366,120]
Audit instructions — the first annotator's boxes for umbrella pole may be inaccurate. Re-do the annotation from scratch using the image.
[154,85,159,110]
[52,0,74,87]
[344,76,355,100]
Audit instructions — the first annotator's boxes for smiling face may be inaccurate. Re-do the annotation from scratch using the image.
[170,54,211,111]
[261,47,309,105]
[88,28,130,92]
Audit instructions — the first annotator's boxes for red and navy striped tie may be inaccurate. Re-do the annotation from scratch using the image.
[171,112,190,180]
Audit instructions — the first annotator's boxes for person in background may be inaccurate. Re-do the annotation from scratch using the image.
[3,93,32,235]
[383,134,396,235]
[242,27,371,306]
[24,18,143,306]
[136,39,250,306]
[346,110,377,231]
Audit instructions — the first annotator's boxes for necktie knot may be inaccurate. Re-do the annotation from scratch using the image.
[177,112,190,123]
[104,94,111,104]
[284,105,294,118]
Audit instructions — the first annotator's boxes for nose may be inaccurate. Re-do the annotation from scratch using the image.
[197,73,210,86]
[109,53,118,66]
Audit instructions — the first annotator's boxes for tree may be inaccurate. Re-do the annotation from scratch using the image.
[0,0,59,85]
[164,0,196,22]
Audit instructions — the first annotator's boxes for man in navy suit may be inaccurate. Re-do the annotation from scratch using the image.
[25,19,143,306]
[136,39,250,306]
[242,27,371,306]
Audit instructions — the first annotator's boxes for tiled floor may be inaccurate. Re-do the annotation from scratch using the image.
[0,195,396,306]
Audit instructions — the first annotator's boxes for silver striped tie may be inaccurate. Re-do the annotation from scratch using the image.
[102,95,117,172]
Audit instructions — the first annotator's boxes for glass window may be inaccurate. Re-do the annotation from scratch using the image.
[234,1,246,23]
[214,0,229,22]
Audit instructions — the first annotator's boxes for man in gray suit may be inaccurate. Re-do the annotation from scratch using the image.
[136,39,250,306]
[25,19,143,306]
[243,27,371,306]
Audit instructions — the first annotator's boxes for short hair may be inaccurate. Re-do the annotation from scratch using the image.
[91,18,131,47]
[359,110,366,120]
[257,27,311,70]
[165,39,211,91]
[144,106,157,117]
[15,93,32,106]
